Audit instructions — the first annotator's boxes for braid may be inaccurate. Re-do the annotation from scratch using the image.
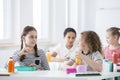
[20,39,25,61]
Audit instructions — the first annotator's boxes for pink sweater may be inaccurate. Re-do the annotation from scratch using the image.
[104,46,120,63]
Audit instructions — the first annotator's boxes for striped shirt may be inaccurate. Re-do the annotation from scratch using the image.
[5,49,50,70]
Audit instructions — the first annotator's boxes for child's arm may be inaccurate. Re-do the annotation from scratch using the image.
[76,52,102,72]
[40,50,50,70]
[50,51,68,62]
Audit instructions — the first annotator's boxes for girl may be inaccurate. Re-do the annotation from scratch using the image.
[50,27,78,62]
[5,26,50,70]
[67,31,103,72]
[104,27,120,62]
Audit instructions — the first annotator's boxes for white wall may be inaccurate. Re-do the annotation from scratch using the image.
[50,0,66,43]
[95,0,120,46]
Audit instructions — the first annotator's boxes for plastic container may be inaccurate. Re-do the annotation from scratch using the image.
[8,57,14,73]
[76,65,87,72]
[15,66,36,71]
[66,68,76,74]
[102,59,109,72]
[109,61,113,72]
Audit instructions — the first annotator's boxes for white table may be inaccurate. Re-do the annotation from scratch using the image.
[0,71,120,80]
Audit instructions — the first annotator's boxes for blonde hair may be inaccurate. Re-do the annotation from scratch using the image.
[106,27,120,39]
[80,31,102,54]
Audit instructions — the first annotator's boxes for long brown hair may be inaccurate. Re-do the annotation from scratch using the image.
[80,31,102,54]
[106,27,120,40]
[20,26,39,61]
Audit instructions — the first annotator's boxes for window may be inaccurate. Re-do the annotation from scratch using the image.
[0,0,12,43]
[33,0,50,42]
[0,0,51,45]
[0,0,3,39]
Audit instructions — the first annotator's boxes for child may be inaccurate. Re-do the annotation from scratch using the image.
[104,27,120,62]
[104,27,120,80]
[50,27,78,62]
[66,31,103,72]
[5,26,50,70]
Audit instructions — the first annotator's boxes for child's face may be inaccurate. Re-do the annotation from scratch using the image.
[106,32,117,45]
[23,30,37,48]
[64,32,76,46]
[78,36,89,53]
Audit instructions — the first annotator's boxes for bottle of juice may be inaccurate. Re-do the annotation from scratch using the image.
[75,57,81,65]
[46,51,51,62]
[112,51,118,64]
[8,57,14,73]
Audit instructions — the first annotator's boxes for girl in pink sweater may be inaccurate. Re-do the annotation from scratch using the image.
[104,27,120,62]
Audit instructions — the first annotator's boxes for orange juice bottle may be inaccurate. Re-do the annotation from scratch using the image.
[75,57,81,65]
[46,51,51,62]
[8,57,14,73]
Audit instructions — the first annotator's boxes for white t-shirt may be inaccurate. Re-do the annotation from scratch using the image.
[49,43,78,70]
[51,43,78,61]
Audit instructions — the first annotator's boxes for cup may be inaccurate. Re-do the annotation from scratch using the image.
[109,61,113,72]
[76,65,87,72]
[35,60,40,65]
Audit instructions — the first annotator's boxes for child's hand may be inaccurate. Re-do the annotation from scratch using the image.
[29,63,37,67]
[18,40,34,56]
[75,51,81,58]
[72,63,78,68]
[107,58,112,62]
[21,47,33,54]
[63,56,69,61]
[18,47,33,57]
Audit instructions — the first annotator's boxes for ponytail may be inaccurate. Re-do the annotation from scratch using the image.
[107,27,120,38]
[117,27,120,37]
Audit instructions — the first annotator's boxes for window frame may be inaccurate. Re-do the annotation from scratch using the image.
[33,0,51,42]
[0,0,13,44]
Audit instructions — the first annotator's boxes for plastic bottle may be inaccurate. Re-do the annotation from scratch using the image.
[112,51,118,64]
[102,59,109,72]
[8,57,14,73]
[112,51,118,72]
[75,57,81,65]
[46,51,51,62]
